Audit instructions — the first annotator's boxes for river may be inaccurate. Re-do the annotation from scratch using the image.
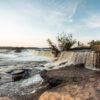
[0,49,52,97]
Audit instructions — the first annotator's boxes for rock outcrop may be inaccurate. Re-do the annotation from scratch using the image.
[92,45,100,52]
[0,97,12,100]
[39,77,100,100]
[14,64,100,100]
[40,64,96,86]
[39,64,100,100]
[11,69,29,81]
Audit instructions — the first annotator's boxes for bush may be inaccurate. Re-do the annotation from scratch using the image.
[47,32,76,57]
[47,39,60,57]
[88,40,100,47]
[11,47,24,53]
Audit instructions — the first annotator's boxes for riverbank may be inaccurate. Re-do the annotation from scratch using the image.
[0,50,100,100]
[14,64,100,100]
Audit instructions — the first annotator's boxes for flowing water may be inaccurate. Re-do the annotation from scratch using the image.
[45,50,100,70]
[0,49,100,97]
[0,49,52,97]
[58,50,100,70]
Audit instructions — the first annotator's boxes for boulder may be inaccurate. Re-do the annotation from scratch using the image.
[11,69,29,81]
[40,70,47,80]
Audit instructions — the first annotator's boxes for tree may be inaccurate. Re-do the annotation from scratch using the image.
[47,39,60,57]
[47,32,76,57]
[57,33,76,51]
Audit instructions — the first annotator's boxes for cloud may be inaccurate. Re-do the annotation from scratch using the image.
[43,0,82,26]
[23,0,82,26]
[84,14,100,28]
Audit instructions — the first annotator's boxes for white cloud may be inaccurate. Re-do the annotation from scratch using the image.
[23,0,82,26]
[43,0,81,26]
[84,14,100,28]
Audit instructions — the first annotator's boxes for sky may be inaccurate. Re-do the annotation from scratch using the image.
[0,0,100,47]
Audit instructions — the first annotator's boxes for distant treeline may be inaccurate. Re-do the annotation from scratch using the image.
[0,46,50,50]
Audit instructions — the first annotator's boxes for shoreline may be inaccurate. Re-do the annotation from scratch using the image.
[14,64,100,100]
[0,49,100,100]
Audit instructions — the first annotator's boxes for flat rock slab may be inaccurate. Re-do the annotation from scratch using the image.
[11,69,26,81]
[11,69,25,75]
[39,65,100,100]
[41,64,100,86]
[0,97,12,100]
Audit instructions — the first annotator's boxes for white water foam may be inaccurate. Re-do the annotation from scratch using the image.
[21,74,43,87]
[0,50,51,62]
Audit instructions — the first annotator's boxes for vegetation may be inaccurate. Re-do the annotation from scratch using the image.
[71,46,90,50]
[11,47,24,53]
[47,39,60,57]
[47,32,76,57]
[88,40,100,47]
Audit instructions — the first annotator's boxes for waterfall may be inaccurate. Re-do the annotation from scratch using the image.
[29,49,54,58]
[27,49,100,70]
[58,51,100,70]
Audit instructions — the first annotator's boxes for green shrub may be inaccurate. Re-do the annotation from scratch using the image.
[47,32,76,57]
[88,40,100,47]
[11,47,24,53]
[47,39,60,57]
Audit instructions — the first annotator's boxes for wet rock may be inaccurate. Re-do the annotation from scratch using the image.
[49,66,54,69]
[15,85,49,100]
[40,70,47,80]
[34,66,37,67]
[59,61,68,66]
[12,69,25,75]
[74,63,84,68]
[11,69,29,81]
[41,65,45,67]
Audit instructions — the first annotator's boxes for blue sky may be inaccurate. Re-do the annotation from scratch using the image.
[0,0,100,47]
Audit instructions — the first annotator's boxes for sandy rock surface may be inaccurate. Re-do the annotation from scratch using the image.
[39,76,100,100]
[39,64,100,100]
[0,97,12,100]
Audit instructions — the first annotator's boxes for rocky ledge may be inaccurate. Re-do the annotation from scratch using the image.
[9,64,100,100]
[39,64,100,100]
